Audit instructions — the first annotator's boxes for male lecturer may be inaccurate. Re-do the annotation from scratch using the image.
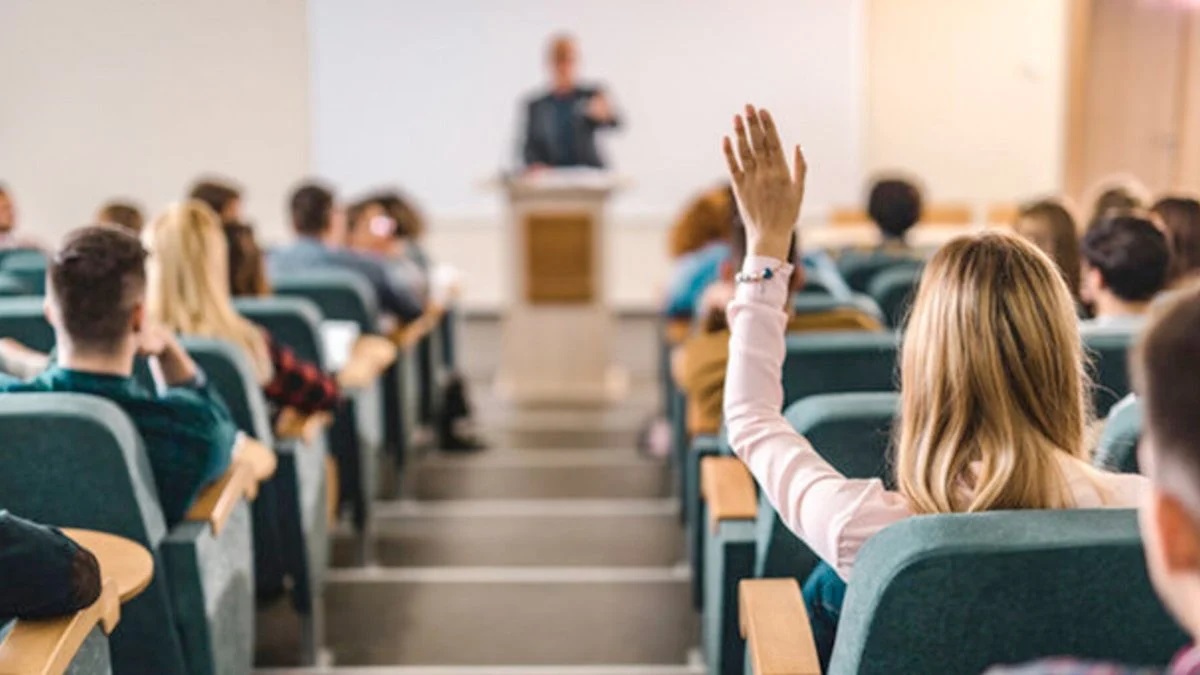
[522,35,621,170]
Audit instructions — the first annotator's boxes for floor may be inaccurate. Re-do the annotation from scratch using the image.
[256,316,702,674]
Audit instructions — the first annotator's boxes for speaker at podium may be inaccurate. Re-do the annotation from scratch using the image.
[492,168,630,405]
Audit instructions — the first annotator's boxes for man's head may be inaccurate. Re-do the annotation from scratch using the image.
[1133,284,1200,636]
[47,225,148,357]
[548,34,578,90]
[867,178,922,241]
[290,181,338,240]
[1080,214,1169,312]
[97,200,145,235]
[189,179,243,225]
[0,184,15,233]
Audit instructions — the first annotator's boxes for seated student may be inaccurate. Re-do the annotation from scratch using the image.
[720,106,1146,670]
[188,178,272,297]
[0,225,238,526]
[268,182,424,323]
[1086,178,1147,231]
[145,201,340,416]
[345,197,430,302]
[1014,198,1082,304]
[988,285,1200,674]
[834,176,924,292]
[0,510,100,622]
[96,200,145,235]
[663,185,734,318]
[1153,196,1200,286]
[0,184,43,250]
[672,210,879,437]
[1079,214,1170,334]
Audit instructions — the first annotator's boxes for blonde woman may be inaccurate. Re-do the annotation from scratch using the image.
[145,201,339,415]
[721,106,1147,668]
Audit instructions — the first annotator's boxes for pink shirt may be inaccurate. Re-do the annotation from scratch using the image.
[724,255,1149,581]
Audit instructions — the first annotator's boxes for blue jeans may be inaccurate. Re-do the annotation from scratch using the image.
[802,561,847,672]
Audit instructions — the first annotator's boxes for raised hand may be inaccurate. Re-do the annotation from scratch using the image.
[722,105,807,261]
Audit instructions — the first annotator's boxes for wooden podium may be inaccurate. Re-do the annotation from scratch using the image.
[495,169,628,405]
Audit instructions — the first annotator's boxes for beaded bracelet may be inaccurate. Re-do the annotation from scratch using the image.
[734,266,785,284]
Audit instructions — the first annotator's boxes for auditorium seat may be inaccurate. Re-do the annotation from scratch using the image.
[866,264,922,328]
[1085,331,1136,417]
[235,296,379,558]
[0,249,47,295]
[181,336,329,664]
[1095,394,1141,474]
[0,297,54,348]
[0,393,256,674]
[741,510,1187,675]
[702,393,898,675]
[781,332,899,404]
[836,255,922,295]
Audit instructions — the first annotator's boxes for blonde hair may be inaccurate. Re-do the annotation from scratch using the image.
[895,230,1091,514]
[145,201,273,383]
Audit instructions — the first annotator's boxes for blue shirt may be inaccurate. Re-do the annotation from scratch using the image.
[268,237,424,322]
[665,242,731,318]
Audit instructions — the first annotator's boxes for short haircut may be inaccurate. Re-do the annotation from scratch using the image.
[1081,214,1170,302]
[1133,284,1200,514]
[189,179,242,221]
[1153,196,1200,282]
[290,182,334,236]
[97,201,145,234]
[1089,185,1144,230]
[867,178,922,239]
[49,225,147,353]
[360,190,425,239]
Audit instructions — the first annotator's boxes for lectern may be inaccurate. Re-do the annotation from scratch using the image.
[495,169,627,404]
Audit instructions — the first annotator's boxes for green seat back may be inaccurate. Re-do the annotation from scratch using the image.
[1086,331,1134,417]
[234,297,326,367]
[0,272,33,297]
[0,250,48,295]
[781,332,898,406]
[273,269,379,334]
[837,253,922,294]
[1095,394,1141,474]
[0,297,55,350]
[757,393,899,581]
[180,337,273,442]
[831,510,1187,675]
[867,265,922,329]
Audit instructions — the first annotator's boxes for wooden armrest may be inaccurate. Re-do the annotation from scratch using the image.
[61,530,154,603]
[700,456,758,532]
[390,304,446,351]
[232,435,277,492]
[739,578,821,675]
[274,407,333,445]
[185,461,255,536]
[664,318,692,346]
[337,335,398,389]
[0,578,121,675]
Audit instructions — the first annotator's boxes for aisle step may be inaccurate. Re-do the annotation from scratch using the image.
[414,458,670,501]
[319,568,696,666]
[331,500,682,568]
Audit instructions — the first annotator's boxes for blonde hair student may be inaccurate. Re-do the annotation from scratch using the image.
[145,201,274,383]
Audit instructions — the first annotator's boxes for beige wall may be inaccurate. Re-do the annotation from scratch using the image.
[0,0,310,245]
[865,0,1069,207]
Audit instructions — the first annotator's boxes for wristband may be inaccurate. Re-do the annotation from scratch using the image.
[734,265,785,284]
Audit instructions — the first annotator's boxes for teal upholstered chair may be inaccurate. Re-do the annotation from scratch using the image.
[818,510,1186,674]
[836,252,922,294]
[0,249,48,295]
[0,393,255,675]
[1085,331,1135,417]
[703,393,899,675]
[180,337,328,664]
[0,272,32,297]
[866,265,921,329]
[235,297,377,554]
[781,331,899,405]
[1095,394,1141,474]
[271,272,401,483]
[0,297,55,348]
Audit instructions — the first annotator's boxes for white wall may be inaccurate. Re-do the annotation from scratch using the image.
[0,0,310,245]
[865,0,1069,204]
[308,0,865,219]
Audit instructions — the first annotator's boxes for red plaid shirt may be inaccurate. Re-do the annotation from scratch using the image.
[261,333,340,414]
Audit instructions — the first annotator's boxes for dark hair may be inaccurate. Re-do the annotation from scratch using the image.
[49,225,147,353]
[360,190,425,239]
[1089,186,1143,231]
[224,222,270,297]
[290,182,335,236]
[867,178,922,240]
[1133,284,1200,510]
[189,180,242,222]
[97,201,145,234]
[1081,214,1170,302]
[1017,199,1081,299]
[1152,196,1200,283]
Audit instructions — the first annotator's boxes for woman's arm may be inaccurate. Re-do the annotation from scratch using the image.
[721,106,909,578]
